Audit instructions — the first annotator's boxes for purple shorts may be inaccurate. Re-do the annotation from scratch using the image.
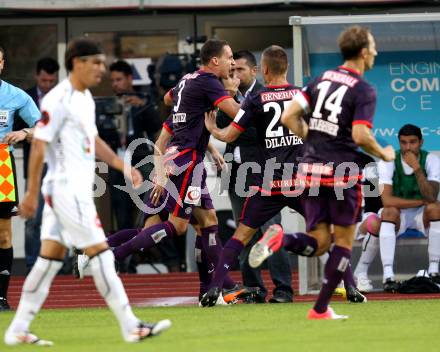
[143,149,213,223]
[302,183,363,231]
[240,188,303,229]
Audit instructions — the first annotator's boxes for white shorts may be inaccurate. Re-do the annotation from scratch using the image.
[41,192,106,249]
[396,206,426,237]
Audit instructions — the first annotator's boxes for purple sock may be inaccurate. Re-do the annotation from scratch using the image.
[283,232,318,257]
[113,221,177,261]
[343,263,356,288]
[195,236,211,297]
[210,238,244,289]
[314,245,351,313]
[107,228,141,247]
[200,225,235,289]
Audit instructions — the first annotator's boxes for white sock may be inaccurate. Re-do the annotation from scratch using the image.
[354,234,379,278]
[428,221,440,275]
[7,257,62,334]
[379,222,396,281]
[90,250,138,337]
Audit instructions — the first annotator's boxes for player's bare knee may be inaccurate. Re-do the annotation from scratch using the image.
[197,210,218,228]
[315,238,332,256]
[381,207,400,222]
[233,224,255,246]
[425,202,440,219]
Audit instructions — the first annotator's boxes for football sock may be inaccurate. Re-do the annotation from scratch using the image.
[210,238,244,289]
[379,221,396,280]
[7,257,62,333]
[283,232,317,257]
[195,235,211,297]
[428,220,440,274]
[0,247,13,299]
[343,263,356,288]
[200,225,235,289]
[90,250,138,335]
[354,233,379,279]
[107,229,141,247]
[314,246,351,313]
[113,221,176,261]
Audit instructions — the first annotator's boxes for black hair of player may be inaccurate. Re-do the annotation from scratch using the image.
[65,37,103,72]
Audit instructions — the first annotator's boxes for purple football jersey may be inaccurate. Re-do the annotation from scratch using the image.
[300,66,376,168]
[168,70,231,155]
[232,84,303,187]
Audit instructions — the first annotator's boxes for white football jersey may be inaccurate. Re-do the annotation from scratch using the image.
[35,78,98,198]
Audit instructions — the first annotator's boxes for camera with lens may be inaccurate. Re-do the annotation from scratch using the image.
[94,96,124,151]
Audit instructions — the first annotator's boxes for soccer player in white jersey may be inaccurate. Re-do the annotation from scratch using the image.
[4,38,171,346]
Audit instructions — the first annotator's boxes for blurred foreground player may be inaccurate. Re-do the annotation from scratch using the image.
[4,38,171,346]
[250,26,395,319]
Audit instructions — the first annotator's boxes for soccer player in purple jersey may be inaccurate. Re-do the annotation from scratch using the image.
[100,117,247,303]
[92,39,259,304]
[200,45,308,307]
[249,26,395,320]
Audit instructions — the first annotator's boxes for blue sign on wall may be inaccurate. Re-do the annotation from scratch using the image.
[307,51,440,151]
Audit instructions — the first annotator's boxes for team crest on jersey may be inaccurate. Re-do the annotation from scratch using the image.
[184,186,201,205]
[38,110,50,126]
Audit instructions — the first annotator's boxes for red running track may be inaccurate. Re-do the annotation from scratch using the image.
[7,271,440,309]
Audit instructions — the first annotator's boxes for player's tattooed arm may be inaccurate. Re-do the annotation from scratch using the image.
[280,100,309,139]
[205,110,241,143]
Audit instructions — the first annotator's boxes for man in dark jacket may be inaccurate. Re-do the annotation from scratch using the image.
[14,57,59,273]
[216,50,293,303]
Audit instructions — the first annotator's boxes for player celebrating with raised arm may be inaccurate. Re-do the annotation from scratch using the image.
[249,26,395,319]
[90,39,257,304]
[4,38,171,346]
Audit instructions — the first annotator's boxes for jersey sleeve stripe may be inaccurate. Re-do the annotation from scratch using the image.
[294,92,310,112]
[213,95,232,106]
[166,89,173,98]
[353,120,373,129]
[162,122,174,135]
[301,91,311,104]
[231,121,245,132]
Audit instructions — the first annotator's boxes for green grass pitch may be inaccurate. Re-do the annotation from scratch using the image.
[1,300,439,352]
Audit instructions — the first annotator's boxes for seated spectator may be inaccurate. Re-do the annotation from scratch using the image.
[377,124,440,292]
